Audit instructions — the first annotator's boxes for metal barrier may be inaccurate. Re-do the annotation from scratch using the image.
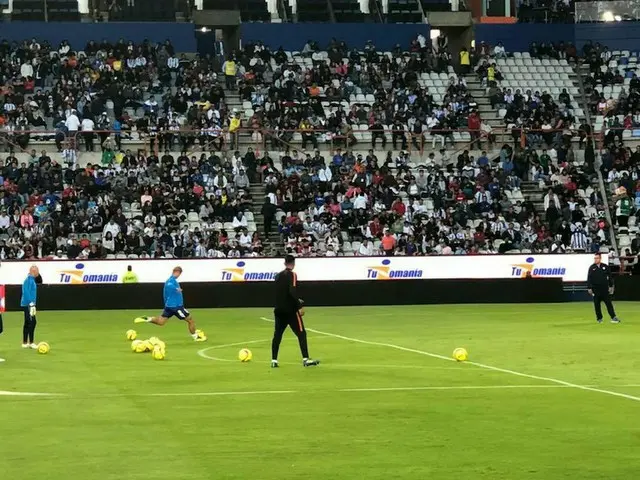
[0,126,601,162]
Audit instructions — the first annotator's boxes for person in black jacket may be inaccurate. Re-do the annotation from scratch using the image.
[271,255,320,368]
[587,252,620,324]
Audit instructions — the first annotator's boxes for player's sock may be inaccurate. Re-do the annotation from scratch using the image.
[297,330,310,359]
[271,333,283,361]
[191,333,198,339]
[29,320,36,344]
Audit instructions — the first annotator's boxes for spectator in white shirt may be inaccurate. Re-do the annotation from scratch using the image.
[358,239,374,256]
[195,240,208,257]
[81,117,96,151]
[21,61,34,79]
[493,42,507,58]
[353,192,367,210]
[232,212,248,230]
[239,231,252,248]
[607,168,621,183]
[102,218,120,239]
[207,247,225,258]
[325,245,337,257]
[319,164,332,184]
[0,211,10,230]
[543,189,561,210]
[65,110,80,132]
[233,168,250,189]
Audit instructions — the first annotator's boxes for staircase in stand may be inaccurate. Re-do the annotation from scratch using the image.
[248,183,283,256]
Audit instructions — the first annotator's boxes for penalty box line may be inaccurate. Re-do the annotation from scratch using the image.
[259,317,640,403]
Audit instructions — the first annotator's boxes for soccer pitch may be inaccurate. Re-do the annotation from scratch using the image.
[1,304,640,480]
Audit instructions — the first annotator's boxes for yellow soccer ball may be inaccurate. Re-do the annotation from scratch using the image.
[453,347,468,362]
[148,336,161,346]
[152,346,165,360]
[143,340,154,352]
[131,340,146,353]
[238,348,252,362]
[126,329,137,341]
[195,329,207,341]
[37,342,50,354]
[155,340,166,351]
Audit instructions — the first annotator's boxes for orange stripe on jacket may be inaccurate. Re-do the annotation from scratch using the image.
[292,272,297,286]
[296,312,304,331]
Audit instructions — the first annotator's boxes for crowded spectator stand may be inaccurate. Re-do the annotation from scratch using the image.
[0,34,618,259]
[578,43,640,273]
[468,40,614,258]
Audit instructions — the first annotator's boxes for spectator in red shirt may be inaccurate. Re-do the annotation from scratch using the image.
[391,198,406,216]
[468,111,481,146]
[369,216,383,238]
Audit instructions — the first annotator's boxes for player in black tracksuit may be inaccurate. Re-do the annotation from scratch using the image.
[587,252,620,324]
[271,255,320,368]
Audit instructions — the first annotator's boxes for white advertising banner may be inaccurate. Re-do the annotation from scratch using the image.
[0,254,599,285]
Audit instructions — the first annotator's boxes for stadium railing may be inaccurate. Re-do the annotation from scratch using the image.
[0,127,596,163]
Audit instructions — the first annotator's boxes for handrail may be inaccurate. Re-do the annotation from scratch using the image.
[0,126,599,161]
[573,60,618,255]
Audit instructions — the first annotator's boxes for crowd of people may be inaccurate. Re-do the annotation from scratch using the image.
[265,140,612,257]
[0,34,621,259]
[0,36,230,154]
[0,147,269,260]
[234,35,479,152]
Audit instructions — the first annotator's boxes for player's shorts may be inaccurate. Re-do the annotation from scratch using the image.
[274,309,305,334]
[161,306,190,320]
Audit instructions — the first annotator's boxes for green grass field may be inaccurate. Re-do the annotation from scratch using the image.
[1,303,640,479]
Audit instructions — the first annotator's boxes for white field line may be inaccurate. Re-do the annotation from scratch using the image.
[145,390,297,397]
[259,317,640,403]
[86,384,640,397]
[7,385,640,400]
[0,391,63,396]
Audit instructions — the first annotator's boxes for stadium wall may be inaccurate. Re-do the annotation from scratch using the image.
[2,278,564,311]
[608,276,640,301]
[474,23,640,52]
[0,22,197,52]
[239,23,430,51]
[0,254,597,284]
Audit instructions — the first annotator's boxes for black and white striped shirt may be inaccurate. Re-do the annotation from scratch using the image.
[570,231,589,251]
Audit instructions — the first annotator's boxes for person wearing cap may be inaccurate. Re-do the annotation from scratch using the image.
[271,255,320,368]
[134,266,206,342]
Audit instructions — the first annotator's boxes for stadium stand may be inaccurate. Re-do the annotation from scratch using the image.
[0,17,619,260]
[583,45,640,272]
[468,42,611,258]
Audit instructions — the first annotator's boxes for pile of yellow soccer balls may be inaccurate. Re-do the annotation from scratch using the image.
[126,330,165,360]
